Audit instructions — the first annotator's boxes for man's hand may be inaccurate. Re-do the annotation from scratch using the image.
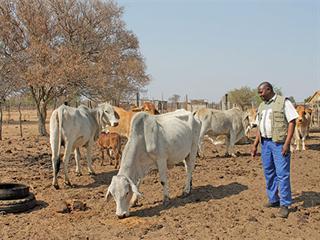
[282,120,295,156]
[252,129,260,158]
[251,145,258,158]
[282,143,290,156]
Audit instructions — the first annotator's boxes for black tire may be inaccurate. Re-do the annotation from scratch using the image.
[0,183,30,200]
[0,193,36,213]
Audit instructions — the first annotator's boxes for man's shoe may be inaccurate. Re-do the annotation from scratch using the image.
[277,206,289,218]
[263,201,280,208]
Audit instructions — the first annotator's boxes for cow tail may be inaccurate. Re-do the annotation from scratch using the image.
[56,107,64,175]
[55,156,61,176]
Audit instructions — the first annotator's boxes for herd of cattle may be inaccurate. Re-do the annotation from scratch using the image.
[48,101,313,218]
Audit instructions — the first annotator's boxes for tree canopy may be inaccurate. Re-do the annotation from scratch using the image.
[228,85,284,110]
[0,0,150,135]
[228,86,256,110]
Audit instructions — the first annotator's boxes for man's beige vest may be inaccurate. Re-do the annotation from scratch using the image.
[258,95,288,143]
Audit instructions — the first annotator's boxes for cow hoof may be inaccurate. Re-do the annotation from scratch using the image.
[88,172,96,176]
[163,197,170,206]
[53,184,60,190]
[76,172,82,177]
[130,200,141,208]
[64,182,73,188]
[181,191,190,198]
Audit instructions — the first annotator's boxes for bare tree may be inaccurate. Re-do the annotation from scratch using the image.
[0,69,12,140]
[0,0,150,136]
[0,52,22,140]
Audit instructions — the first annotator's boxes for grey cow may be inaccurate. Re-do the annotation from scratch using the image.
[194,107,250,157]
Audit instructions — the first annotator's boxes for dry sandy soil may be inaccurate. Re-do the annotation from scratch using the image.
[0,111,320,240]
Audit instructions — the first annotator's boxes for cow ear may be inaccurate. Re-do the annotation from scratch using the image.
[242,113,250,134]
[127,178,143,197]
[144,115,158,153]
[242,112,249,121]
[105,186,113,202]
[95,108,102,125]
[243,113,250,125]
[99,108,109,127]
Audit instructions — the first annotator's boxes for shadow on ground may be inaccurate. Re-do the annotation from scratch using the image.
[74,170,118,189]
[307,144,320,151]
[132,182,248,217]
[294,191,320,208]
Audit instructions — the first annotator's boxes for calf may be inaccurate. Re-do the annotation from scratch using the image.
[97,131,122,168]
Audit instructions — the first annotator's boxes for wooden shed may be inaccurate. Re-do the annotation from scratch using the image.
[306,90,320,105]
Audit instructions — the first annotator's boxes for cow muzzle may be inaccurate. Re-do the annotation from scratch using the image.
[250,123,257,128]
[117,212,129,219]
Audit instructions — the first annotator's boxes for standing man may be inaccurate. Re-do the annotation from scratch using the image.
[251,82,298,218]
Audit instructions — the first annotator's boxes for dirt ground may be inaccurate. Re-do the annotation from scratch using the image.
[0,113,320,240]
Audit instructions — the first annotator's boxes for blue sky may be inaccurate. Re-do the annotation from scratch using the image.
[117,0,319,102]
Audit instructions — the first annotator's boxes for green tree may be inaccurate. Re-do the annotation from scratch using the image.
[169,94,181,103]
[228,87,256,110]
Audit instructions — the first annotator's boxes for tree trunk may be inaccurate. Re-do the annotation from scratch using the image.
[29,86,51,136]
[18,102,23,137]
[0,101,3,141]
[6,101,10,124]
[36,101,48,136]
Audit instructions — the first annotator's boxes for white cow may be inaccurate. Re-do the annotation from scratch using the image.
[106,110,201,218]
[50,103,119,189]
[194,107,250,157]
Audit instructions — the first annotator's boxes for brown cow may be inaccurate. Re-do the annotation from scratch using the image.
[305,108,313,136]
[293,105,312,151]
[97,131,122,168]
[141,102,160,115]
[108,105,159,138]
[108,107,136,138]
[246,107,257,129]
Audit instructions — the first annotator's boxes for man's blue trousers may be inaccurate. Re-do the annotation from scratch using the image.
[261,138,292,206]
